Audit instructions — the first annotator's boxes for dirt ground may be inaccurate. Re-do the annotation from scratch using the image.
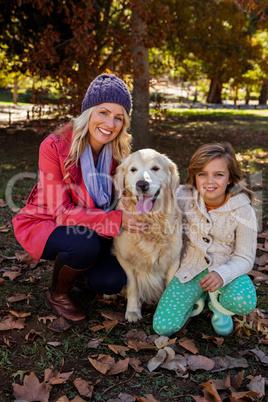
[0,111,267,402]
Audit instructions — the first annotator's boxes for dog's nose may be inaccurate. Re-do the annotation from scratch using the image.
[136,180,149,193]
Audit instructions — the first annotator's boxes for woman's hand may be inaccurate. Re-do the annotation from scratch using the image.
[121,211,149,233]
[199,271,223,292]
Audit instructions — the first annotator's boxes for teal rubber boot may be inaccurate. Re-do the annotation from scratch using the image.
[208,301,233,336]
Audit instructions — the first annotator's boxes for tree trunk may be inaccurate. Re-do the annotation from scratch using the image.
[13,78,18,105]
[207,78,222,104]
[131,8,150,150]
[259,80,268,105]
[245,87,250,105]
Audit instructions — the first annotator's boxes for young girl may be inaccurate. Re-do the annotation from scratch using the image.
[153,143,258,336]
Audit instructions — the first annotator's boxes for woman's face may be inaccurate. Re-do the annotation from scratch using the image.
[88,103,124,152]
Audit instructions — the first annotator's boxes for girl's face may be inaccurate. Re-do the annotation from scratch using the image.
[88,103,124,153]
[195,157,231,207]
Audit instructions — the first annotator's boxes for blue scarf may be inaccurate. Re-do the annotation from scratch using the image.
[80,142,113,211]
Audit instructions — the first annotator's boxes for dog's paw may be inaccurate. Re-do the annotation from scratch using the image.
[125,310,142,323]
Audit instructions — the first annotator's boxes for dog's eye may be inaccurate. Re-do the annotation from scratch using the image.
[130,167,137,172]
[151,166,160,172]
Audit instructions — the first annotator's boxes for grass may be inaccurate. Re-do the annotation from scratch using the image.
[0,110,267,401]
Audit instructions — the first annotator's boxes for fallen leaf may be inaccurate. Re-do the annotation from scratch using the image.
[73,377,94,398]
[38,315,57,324]
[88,354,114,375]
[13,372,52,402]
[154,335,176,349]
[250,348,268,365]
[47,342,62,347]
[248,269,268,281]
[6,293,29,303]
[160,354,188,373]
[108,344,130,356]
[0,224,10,233]
[254,253,268,267]
[48,316,71,332]
[135,395,160,402]
[25,329,43,341]
[86,337,104,349]
[56,396,86,402]
[44,366,74,385]
[129,358,144,373]
[231,370,245,388]
[107,357,129,375]
[201,334,224,346]
[98,309,125,322]
[89,324,105,332]
[246,375,265,397]
[15,251,37,265]
[102,319,118,331]
[178,337,199,354]
[126,339,155,352]
[148,349,167,372]
[225,356,249,369]
[3,271,22,281]
[125,329,148,342]
[229,390,260,400]
[9,310,31,318]
[187,355,215,371]
[0,316,26,331]
[200,380,222,401]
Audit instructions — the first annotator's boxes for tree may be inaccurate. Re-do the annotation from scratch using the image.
[165,0,262,103]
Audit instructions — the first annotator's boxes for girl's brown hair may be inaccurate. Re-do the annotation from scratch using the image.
[186,142,255,203]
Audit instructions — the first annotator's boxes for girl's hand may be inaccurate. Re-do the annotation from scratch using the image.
[199,271,223,292]
[121,211,149,233]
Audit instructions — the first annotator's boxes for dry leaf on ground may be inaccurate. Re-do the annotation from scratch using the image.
[88,354,129,375]
[0,315,26,331]
[98,309,125,322]
[107,393,135,402]
[135,395,160,402]
[6,293,29,303]
[48,316,71,332]
[13,372,52,402]
[9,309,31,318]
[44,366,74,385]
[187,355,215,371]
[154,335,176,349]
[250,348,268,365]
[38,315,57,324]
[73,377,98,398]
[200,380,222,401]
[178,337,199,354]
[108,344,130,356]
[25,329,43,341]
[86,337,104,349]
[2,271,22,281]
[201,334,224,346]
[246,375,265,397]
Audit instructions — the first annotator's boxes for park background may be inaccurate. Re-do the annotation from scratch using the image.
[0,1,268,401]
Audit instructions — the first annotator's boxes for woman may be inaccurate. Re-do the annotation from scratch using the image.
[13,74,147,323]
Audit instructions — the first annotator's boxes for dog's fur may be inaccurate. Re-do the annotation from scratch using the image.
[113,149,182,322]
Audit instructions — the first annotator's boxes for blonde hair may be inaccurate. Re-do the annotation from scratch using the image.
[186,142,255,203]
[64,106,132,174]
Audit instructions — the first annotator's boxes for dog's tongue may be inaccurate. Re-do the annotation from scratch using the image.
[135,194,153,214]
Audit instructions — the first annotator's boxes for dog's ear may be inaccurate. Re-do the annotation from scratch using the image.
[113,161,126,198]
[168,159,180,197]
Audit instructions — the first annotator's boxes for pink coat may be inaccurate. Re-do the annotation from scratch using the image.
[12,126,122,261]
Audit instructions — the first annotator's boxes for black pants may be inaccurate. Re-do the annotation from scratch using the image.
[41,226,127,294]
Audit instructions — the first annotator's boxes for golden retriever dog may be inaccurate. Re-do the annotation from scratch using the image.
[113,149,182,323]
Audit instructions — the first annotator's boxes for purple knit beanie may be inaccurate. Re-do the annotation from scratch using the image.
[81,74,131,115]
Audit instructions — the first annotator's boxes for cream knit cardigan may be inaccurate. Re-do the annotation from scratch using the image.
[175,185,258,286]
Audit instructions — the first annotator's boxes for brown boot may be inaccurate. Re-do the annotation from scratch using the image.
[46,255,87,323]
